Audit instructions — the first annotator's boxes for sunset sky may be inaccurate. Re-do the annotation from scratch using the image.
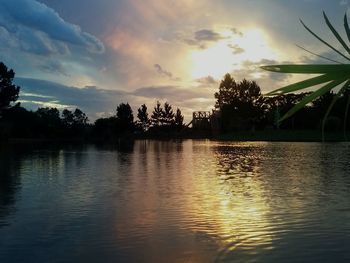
[1,0,349,121]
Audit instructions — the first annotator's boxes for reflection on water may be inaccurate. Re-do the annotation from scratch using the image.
[0,141,350,262]
[0,146,22,227]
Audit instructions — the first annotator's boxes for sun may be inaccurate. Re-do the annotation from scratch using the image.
[190,28,277,80]
[191,42,234,79]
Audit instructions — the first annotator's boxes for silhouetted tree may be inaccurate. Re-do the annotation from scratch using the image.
[215,74,264,131]
[73,108,88,126]
[0,62,20,116]
[36,107,62,137]
[151,101,163,127]
[312,91,335,115]
[62,109,74,127]
[174,108,184,129]
[116,102,134,133]
[1,106,40,138]
[162,102,174,126]
[137,104,150,131]
[93,117,118,140]
[270,93,312,129]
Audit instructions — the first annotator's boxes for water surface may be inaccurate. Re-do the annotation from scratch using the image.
[1,140,350,262]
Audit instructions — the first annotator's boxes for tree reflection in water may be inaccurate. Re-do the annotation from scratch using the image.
[0,145,22,227]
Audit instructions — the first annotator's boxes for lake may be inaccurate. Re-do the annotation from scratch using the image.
[1,140,350,262]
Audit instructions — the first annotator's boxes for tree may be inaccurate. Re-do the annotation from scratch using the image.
[73,108,88,126]
[137,104,150,131]
[36,107,61,126]
[36,107,62,137]
[93,117,118,140]
[174,108,184,129]
[215,74,262,110]
[162,102,174,126]
[214,74,264,131]
[0,62,20,116]
[151,101,163,127]
[215,74,237,109]
[263,93,312,130]
[62,109,74,127]
[116,102,134,132]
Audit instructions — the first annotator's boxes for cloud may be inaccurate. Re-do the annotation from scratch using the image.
[194,29,223,42]
[0,0,104,54]
[231,28,243,37]
[39,60,69,76]
[14,77,216,122]
[15,78,126,120]
[154,64,173,78]
[154,64,181,81]
[196,76,218,85]
[132,85,215,121]
[183,29,225,49]
[132,86,205,101]
[228,44,245,54]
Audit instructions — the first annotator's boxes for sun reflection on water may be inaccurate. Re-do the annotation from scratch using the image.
[2,141,350,262]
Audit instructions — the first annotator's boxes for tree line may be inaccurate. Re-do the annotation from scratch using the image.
[0,62,186,140]
[1,61,349,141]
[214,73,350,133]
[94,101,184,140]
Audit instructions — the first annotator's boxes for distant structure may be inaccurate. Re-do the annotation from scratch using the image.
[186,110,221,135]
[192,111,211,129]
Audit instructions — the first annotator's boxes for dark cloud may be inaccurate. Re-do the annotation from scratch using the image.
[0,0,104,54]
[132,86,204,101]
[183,39,206,49]
[194,29,223,42]
[196,76,218,85]
[15,77,125,119]
[14,78,215,121]
[228,44,245,54]
[154,64,172,78]
[154,64,181,81]
[39,60,69,76]
[183,29,224,49]
[231,27,243,37]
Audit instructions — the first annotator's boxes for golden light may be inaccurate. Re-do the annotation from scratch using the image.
[191,42,234,79]
[190,28,277,79]
[234,29,276,62]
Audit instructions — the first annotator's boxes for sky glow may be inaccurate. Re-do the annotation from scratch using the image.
[0,0,349,120]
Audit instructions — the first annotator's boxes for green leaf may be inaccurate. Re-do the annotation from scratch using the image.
[300,19,350,61]
[323,11,350,55]
[296,44,342,64]
[321,80,350,141]
[344,14,350,45]
[279,78,348,122]
[261,64,350,73]
[265,74,343,96]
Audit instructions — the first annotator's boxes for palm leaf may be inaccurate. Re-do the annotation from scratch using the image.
[344,14,350,45]
[261,64,350,74]
[296,44,342,64]
[279,78,347,122]
[300,19,350,61]
[323,11,350,56]
[321,80,350,141]
[261,11,350,134]
[265,74,345,96]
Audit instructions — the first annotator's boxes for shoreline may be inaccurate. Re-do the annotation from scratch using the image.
[2,130,350,144]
